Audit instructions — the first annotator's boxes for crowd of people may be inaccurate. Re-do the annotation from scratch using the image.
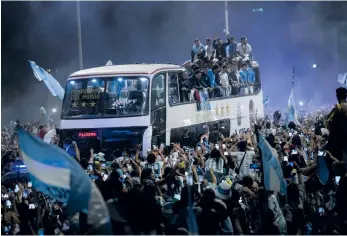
[170,35,257,106]
[2,87,347,235]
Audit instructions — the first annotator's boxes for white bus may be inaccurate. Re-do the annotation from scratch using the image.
[59,63,264,156]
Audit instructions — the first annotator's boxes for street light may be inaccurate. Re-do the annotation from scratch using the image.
[52,108,57,113]
[312,64,317,69]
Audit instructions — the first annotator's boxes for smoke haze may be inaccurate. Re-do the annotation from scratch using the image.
[2,1,347,125]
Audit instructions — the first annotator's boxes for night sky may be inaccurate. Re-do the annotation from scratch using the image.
[2,1,347,125]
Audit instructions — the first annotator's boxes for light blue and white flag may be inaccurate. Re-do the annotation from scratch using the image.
[338,73,347,88]
[258,134,287,195]
[263,96,270,108]
[17,128,112,234]
[28,60,65,100]
[286,89,300,126]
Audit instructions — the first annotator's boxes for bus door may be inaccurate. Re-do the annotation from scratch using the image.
[150,73,166,149]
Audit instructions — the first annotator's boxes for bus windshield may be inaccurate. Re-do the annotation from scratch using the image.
[103,77,149,117]
[62,76,149,119]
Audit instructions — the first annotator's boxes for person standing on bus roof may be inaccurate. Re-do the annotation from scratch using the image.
[213,35,231,60]
[205,38,215,59]
[236,37,252,61]
[191,39,205,63]
[227,36,238,58]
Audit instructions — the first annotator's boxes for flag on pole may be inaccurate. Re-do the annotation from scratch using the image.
[338,73,347,88]
[28,61,65,100]
[263,96,270,108]
[258,134,287,195]
[286,89,301,126]
[17,128,112,234]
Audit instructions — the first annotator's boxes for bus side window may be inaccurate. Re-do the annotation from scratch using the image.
[168,72,180,105]
[151,74,165,110]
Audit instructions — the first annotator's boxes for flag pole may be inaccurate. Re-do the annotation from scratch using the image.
[292,66,295,89]
[254,124,264,188]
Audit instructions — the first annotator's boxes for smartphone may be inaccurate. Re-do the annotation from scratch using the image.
[160,143,165,149]
[291,150,298,155]
[23,190,28,198]
[197,146,201,151]
[87,164,93,171]
[28,182,32,188]
[186,175,193,186]
[102,174,109,181]
[317,207,325,216]
[289,132,293,137]
[4,226,10,233]
[14,184,19,193]
[222,144,226,149]
[101,163,106,169]
[38,228,44,235]
[283,156,289,162]
[215,144,220,150]
[335,176,341,185]
[6,200,12,207]
[288,162,294,167]
[318,151,326,156]
[29,204,36,209]
[152,145,158,150]
[72,141,77,146]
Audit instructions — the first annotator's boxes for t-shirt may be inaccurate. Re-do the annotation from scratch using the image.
[140,161,163,178]
[229,151,255,178]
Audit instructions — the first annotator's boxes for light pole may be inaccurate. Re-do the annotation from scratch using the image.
[224,1,229,36]
[76,1,83,70]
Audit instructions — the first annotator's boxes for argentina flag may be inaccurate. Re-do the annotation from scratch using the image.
[286,89,300,126]
[17,128,112,234]
[28,60,65,100]
[258,134,287,195]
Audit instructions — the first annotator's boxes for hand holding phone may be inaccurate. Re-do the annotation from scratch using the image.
[318,151,326,157]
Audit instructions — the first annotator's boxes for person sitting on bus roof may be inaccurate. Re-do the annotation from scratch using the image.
[212,35,231,59]
[219,65,231,97]
[201,67,212,87]
[239,63,250,96]
[207,64,222,98]
[247,64,256,94]
[191,70,205,91]
[191,39,205,63]
[178,71,192,103]
[236,36,252,61]
[207,64,220,88]
[226,36,238,58]
[228,62,241,96]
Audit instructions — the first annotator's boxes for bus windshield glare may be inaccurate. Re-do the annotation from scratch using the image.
[62,76,149,119]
